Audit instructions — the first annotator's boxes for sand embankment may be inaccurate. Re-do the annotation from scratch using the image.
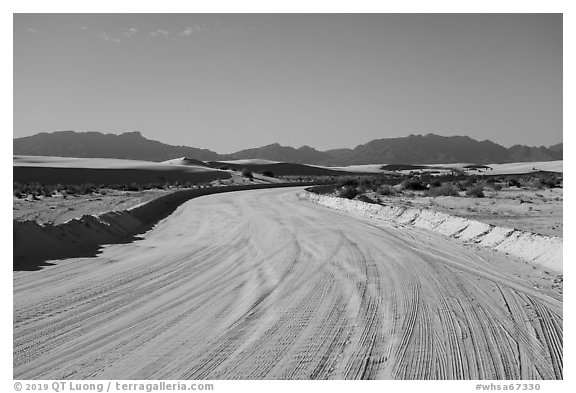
[13,183,308,271]
[301,190,562,273]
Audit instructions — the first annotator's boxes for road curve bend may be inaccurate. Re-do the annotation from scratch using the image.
[13,188,562,380]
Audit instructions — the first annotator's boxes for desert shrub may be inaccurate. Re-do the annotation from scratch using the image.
[493,184,502,191]
[126,183,140,192]
[402,178,427,191]
[41,185,54,197]
[355,193,379,204]
[18,182,38,196]
[508,178,521,187]
[538,175,562,188]
[338,186,359,199]
[429,178,442,188]
[358,177,375,191]
[241,168,253,179]
[336,177,359,188]
[261,170,275,178]
[427,183,459,197]
[13,183,25,197]
[465,176,478,187]
[64,184,80,195]
[377,184,397,196]
[456,180,468,191]
[466,185,485,198]
[526,178,544,189]
[81,183,99,194]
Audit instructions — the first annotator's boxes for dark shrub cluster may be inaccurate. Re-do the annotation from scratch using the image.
[14,182,57,198]
[355,193,379,204]
[429,178,443,188]
[338,186,359,199]
[466,185,485,198]
[402,178,427,191]
[537,175,562,188]
[427,183,459,197]
[358,177,376,192]
[336,177,360,188]
[377,184,397,196]
[508,178,521,187]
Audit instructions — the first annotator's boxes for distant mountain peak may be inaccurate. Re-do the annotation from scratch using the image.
[119,131,145,138]
[13,130,562,165]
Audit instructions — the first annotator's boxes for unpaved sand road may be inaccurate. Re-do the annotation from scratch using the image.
[13,188,562,380]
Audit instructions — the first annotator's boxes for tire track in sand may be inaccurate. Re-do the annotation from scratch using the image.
[14,188,562,379]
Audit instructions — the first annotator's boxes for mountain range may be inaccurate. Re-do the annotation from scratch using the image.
[13,131,562,166]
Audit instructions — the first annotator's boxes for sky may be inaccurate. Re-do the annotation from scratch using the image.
[13,13,562,153]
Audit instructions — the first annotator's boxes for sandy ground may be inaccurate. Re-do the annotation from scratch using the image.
[13,189,175,225]
[370,188,562,238]
[13,188,562,380]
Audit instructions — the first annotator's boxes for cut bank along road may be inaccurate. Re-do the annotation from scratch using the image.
[13,188,562,380]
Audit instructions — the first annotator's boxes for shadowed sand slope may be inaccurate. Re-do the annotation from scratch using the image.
[206,161,361,176]
[13,188,562,380]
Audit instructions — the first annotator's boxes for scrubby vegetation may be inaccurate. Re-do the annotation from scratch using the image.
[338,186,359,199]
[315,170,562,203]
[241,168,254,180]
[12,180,216,199]
[401,178,427,191]
[466,185,485,198]
[377,184,397,196]
[336,177,359,189]
[427,183,459,197]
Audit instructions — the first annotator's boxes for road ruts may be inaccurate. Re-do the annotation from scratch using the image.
[13,187,563,380]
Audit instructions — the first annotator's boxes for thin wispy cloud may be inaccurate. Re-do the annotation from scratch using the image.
[80,26,90,31]
[179,26,198,37]
[149,29,170,38]
[179,24,213,36]
[178,23,253,37]
[26,28,39,34]
[122,28,139,38]
[95,32,122,44]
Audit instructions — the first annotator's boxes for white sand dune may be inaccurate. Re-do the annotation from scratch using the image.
[160,157,209,167]
[480,160,563,175]
[15,155,213,171]
[14,187,562,379]
[14,155,157,169]
[14,155,228,185]
[422,161,563,175]
[218,159,281,165]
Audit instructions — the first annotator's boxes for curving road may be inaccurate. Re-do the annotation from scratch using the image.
[13,188,563,380]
